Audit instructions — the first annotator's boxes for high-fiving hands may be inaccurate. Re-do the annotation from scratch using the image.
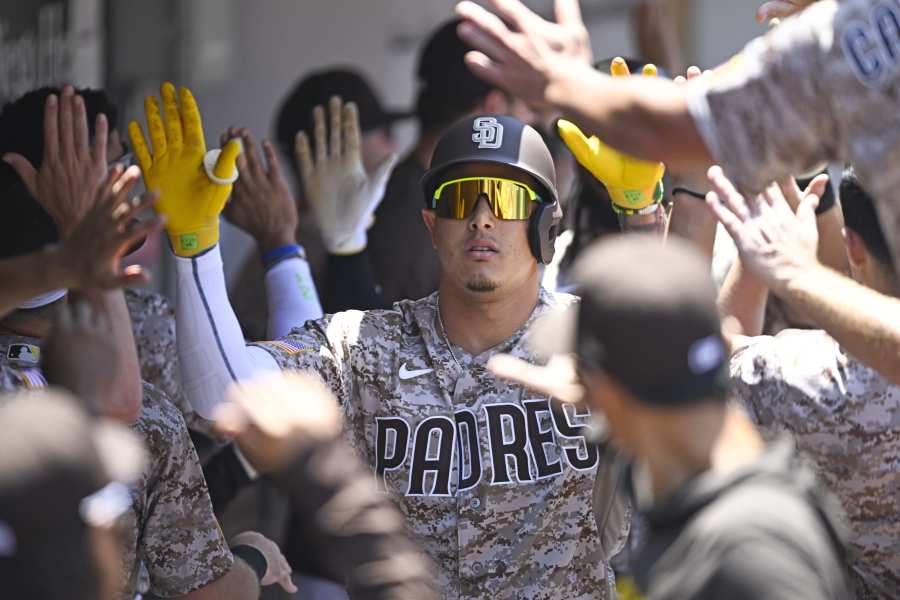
[129,82,241,256]
[558,58,665,215]
[220,127,299,253]
[455,0,592,108]
[705,166,828,294]
[3,86,110,237]
[295,96,396,255]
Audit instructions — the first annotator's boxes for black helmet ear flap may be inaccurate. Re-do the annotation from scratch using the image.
[529,199,562,264]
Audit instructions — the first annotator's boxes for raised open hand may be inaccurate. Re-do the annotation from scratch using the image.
[129,82,241,255]
[221,127,298,253]
[3,86,109,237]
[295,96,396,255]
[455,0,593,108]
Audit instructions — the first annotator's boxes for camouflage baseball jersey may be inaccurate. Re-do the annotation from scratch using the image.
[687,0,900,264]
[730,329,900,598]
[252,290,616,599]
[125,288,217,438]
[0,333,233,598]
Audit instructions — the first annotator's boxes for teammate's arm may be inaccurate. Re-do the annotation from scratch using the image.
[4,88,151,420]
[220,127,323,338]
[454,0,840,191]
[707,165,900,384]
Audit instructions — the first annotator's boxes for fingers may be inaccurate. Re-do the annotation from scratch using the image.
[262,140,283,181]
[707,165,751,222]
[212,400,249,439]
[42,93,60,163]
[92,113,108,166]
[803,173,829,201]
[456,2,517,62]
[1,153,38,197]
[329,96,342,159]
[557,119,592,160]
[343,102,361,163]
[462,51,509,91]
[214,139,242,180]
[457,20,515,70]
[487,0,538,30]
[555,0,586,27]
[313,105,327,165]
[111,165,142,203]
[72,94,90,159]
[704,190,745,241]
[119,215,164,254]
[161,82,183,154]
[144,96,167,156]
[240,129,264,179]
[295,131,314,183]
[128,121,153,174]
[610,56,630,77]
[642,63,657,77]
[116,190,160,226]
[180,86,206,150]
[59,86,75,159]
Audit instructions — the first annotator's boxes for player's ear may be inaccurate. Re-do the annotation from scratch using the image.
[421,209,437,248]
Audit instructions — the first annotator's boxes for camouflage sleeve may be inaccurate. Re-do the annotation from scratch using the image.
[686,0,842,195]
[729,336,789,431]
[250,310,360,403]
[136,386,233,596]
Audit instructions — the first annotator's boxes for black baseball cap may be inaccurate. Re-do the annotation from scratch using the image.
[569,236,729,406]
[275,67,410,162]
[415,20,494,129]
[0,390,145,597]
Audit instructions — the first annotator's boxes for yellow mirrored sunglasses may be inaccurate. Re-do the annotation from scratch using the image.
[430,177,541,220]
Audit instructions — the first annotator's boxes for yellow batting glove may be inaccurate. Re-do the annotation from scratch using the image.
[558,58,665,214]
[128,82,241,256]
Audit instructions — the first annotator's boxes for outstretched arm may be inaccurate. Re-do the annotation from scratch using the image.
[129,83,280,419]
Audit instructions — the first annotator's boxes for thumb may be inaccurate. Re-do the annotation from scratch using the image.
[213,138,242,181]
[796,189,820,224]
[2,153,38,197]
[557,120,595,163]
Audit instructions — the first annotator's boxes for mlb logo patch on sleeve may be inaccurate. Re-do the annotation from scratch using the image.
[6,344,40,365]
[260,340,311,356]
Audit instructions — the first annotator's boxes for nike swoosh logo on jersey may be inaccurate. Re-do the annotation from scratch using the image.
[399,362,433,380]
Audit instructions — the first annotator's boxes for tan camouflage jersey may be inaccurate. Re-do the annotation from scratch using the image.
[687,0,900,265]
[125,288,217,438]
[0,333,233,598]
[252,290,617,600]
[730,329,900,598]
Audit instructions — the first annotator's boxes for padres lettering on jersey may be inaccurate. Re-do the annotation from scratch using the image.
[254,290,615,599]
[375,400,598,496]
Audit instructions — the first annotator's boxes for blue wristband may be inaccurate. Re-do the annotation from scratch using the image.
[261,244,303,266]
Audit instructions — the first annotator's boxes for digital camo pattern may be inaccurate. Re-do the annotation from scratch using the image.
[689,0,900,265]
[253,290,616,599]
[731,329,900,598]
[121,382,232,598]
[0,333,232,598]
[125,288,217,438]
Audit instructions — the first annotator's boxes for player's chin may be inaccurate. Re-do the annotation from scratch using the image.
[465,275,501,293]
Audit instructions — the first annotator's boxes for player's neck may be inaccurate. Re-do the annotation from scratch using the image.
[437,277,540,356]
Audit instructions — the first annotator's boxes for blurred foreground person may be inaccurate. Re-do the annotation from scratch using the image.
[491,236,851,599]
[215,372,438,599]
[0,389,145,600]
